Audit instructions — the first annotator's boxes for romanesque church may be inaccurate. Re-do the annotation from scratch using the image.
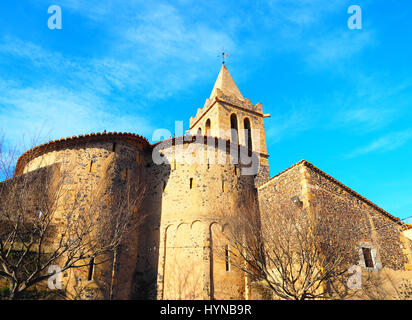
[4,64,412,299]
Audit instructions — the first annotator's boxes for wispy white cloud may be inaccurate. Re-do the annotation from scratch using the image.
[31,0,238,97]
[0,36,146,97]
[39,0,116,21]
[334,107,397,133]
[217,0,378,71]
[266,101,320,142]
[351,73,412,103]
[347,129,412,158]
[0,0,242,147]
[266,0,347,27]
[0,35,156,148]
[119,3,237,98]
[328,73,412,133]
[0,80,155,148]
[306,30,376,66]
[0,0,399,150]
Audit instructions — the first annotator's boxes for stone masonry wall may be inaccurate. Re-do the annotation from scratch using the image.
[19,139,146,299]
[137,137,257,300]
[304,162,410,271]
[257,161,412,298]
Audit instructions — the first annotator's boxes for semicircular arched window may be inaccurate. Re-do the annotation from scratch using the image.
[244,117,252,155]
[205,119,211,136]
[230,114,238,143]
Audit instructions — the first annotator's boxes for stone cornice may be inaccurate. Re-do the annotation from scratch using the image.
[189,89,263,130]
[14,132,149,176]
[150,134,266,159]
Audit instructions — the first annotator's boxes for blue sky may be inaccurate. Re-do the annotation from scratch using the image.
[0,0,411,219]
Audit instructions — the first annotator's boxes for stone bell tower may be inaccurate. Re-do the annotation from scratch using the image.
[189,63,270,185]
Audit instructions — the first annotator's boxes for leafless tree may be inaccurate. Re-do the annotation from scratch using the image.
[358,269,412,300]
[0,134,19,181]
[220,191,362,300]
[163,255,203,300]
[0,136,145,300]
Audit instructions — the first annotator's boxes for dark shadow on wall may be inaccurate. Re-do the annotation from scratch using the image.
[129,155,171,300]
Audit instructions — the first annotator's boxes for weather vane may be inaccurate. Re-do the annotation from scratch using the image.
[219,47,230,64]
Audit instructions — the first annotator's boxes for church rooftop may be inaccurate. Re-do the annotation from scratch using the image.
[258,159,403,225]
[209,63,244,100]
[14,131,149,176]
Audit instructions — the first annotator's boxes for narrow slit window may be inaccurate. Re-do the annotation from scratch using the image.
[225,245,230,271]
[89,159,95,173]
[112,142,116,152]
[88,258,95,281]
[190,178,193,189]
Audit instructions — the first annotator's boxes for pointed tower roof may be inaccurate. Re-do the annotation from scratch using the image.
[209,64,244,100]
